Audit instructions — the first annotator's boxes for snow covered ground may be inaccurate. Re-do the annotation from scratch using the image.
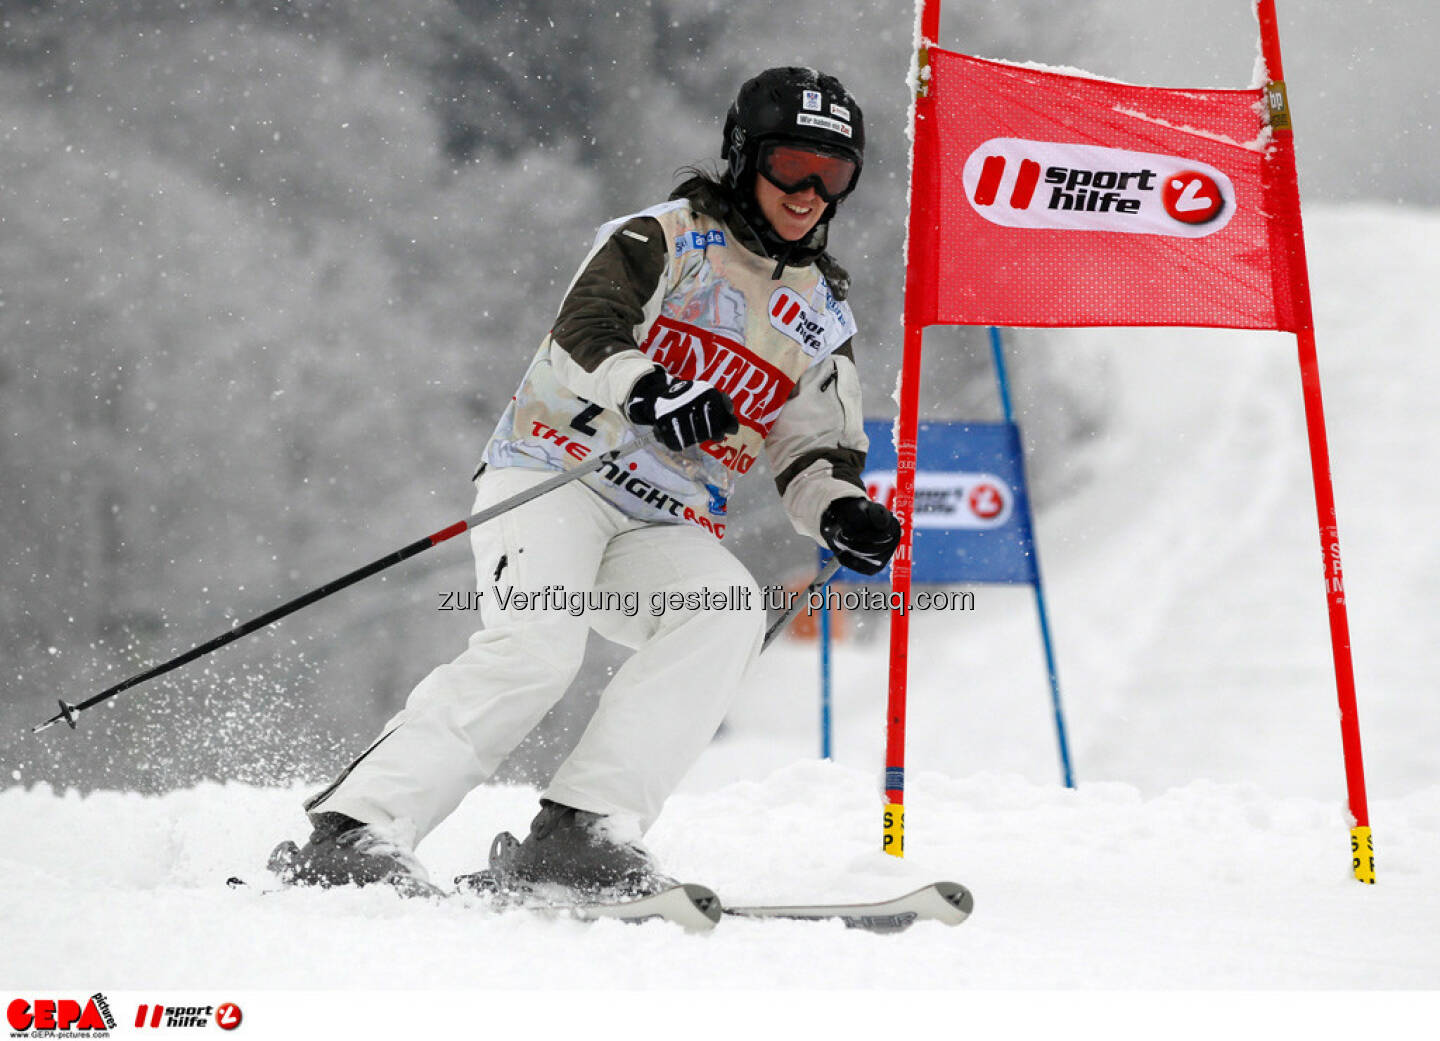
[3,206,1437,1033]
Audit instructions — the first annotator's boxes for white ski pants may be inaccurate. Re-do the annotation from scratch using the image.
[308,466,766,842]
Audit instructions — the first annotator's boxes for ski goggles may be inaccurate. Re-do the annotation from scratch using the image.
[758,142,859,202]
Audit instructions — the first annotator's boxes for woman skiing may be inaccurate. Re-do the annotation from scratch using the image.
[271,66,902,898]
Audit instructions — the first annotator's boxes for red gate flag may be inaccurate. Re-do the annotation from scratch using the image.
[889,0,1371,882]
[910,49,1300,330]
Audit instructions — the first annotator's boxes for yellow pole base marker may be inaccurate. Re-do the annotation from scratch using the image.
[883,803,905,858]
[1351,826,1375,884]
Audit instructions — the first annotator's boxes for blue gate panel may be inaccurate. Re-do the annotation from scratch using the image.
[835,419,1039,585]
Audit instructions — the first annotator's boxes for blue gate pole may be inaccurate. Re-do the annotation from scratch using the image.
[819,548,834,760]
[989,326,1076,788]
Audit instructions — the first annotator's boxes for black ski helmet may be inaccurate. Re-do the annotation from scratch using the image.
[721,67,864,252]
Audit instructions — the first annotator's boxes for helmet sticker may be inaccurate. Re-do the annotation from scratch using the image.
[802,89,822,111]
[796,112,853,138]
[830,104,851,121]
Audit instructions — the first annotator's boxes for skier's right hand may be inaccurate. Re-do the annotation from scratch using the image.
[625,365,739,451]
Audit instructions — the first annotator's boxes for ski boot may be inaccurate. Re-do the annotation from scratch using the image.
[456,800,670,901]
[268,811,444,898]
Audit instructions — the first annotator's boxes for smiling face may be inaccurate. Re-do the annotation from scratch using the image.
[754,175,825,242]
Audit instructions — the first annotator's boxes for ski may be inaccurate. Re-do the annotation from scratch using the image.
[452,869,722,933]
[225,873,450,900]
[721,881,974,934]
[227,873,721,932]
[228,873,970,935]
[545,882,722,933]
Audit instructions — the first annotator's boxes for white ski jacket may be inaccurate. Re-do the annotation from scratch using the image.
[482,185,870,542]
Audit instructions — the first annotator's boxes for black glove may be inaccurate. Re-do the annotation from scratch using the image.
[625,365,739,451]
[820,497,902,575]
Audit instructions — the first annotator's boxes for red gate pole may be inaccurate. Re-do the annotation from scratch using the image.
[1256,0,1374,883]
[883,0,943,857]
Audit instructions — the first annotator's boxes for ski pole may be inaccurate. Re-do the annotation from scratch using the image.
[762,557,841,651]
[32,434,656,734]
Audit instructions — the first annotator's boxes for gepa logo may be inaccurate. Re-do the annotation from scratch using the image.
[963,138,1235,238]
[862,471,1015,530]
[7,995,116,1035]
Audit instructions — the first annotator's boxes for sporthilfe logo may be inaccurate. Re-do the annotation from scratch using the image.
[862,471,1015,530]
[768,287,826,356]
[963,138,1235,238]
[133,1002,242,1030]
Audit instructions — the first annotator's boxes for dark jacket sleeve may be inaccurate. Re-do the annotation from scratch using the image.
[544,216,669,410]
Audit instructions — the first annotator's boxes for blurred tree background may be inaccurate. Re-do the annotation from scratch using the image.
[1,0,1430,793]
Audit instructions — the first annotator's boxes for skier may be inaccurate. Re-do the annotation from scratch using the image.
[270,67,902,899]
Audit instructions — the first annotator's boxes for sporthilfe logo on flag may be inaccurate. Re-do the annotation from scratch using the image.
[963,138,1234,237]
[909,50,1298,330]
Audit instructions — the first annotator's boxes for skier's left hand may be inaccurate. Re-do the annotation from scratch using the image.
[820,496,902,575]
